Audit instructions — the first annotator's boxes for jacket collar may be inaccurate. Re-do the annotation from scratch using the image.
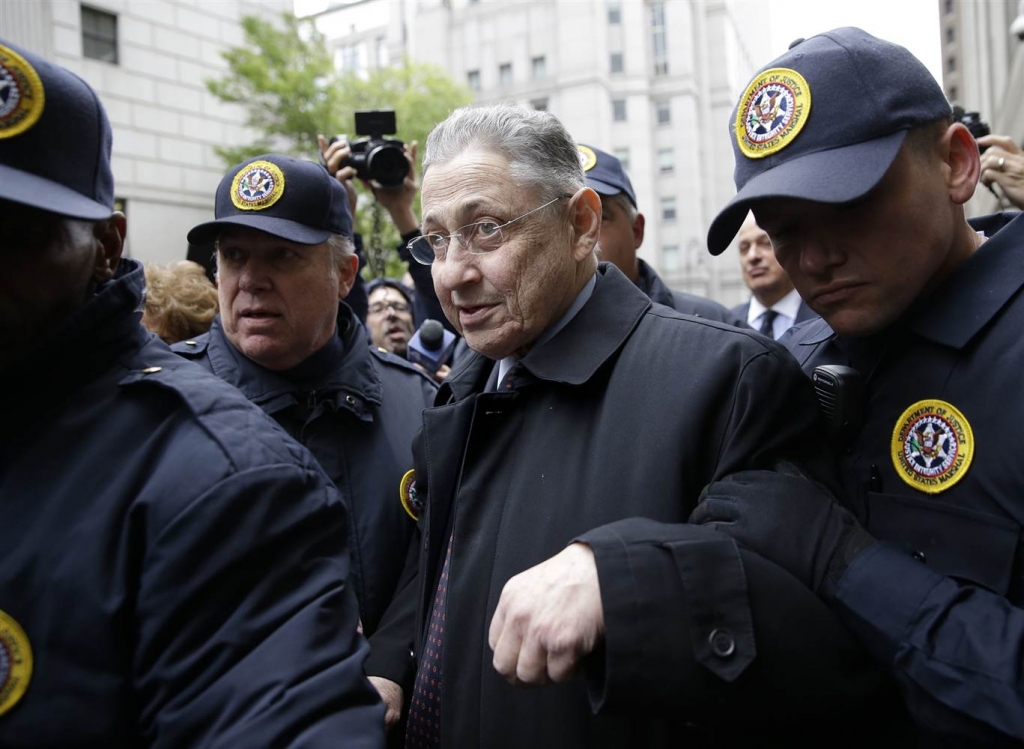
[635,258,673,307]
[2,258,149,415]
[439,263,651,402]
[793,212,1024,353]
[902,212,1024,349]
[205,303,382,413]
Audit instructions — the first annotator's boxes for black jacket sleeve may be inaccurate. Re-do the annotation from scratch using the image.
[135,462,385,748]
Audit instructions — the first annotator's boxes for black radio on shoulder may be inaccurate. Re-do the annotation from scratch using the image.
[330,110,409,188]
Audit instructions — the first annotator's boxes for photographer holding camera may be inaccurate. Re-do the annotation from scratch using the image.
[320,120,454,341]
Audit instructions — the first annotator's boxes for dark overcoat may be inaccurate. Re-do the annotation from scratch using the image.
[374,264,897,748]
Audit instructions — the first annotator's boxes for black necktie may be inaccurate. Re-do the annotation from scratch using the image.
[759,309,779,339]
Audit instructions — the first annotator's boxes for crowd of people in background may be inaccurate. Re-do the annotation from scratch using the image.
[5,22,1024,748]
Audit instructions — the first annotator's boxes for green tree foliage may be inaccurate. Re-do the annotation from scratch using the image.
[207,13,474,279]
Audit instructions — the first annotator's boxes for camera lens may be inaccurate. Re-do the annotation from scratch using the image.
[368,145,409,188]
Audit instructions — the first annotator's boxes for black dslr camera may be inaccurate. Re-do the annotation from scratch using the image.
[329,110,408,188]
[953,106,991,153]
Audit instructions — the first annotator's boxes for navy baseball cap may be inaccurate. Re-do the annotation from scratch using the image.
[577,144,636,207]
[707,27,952,255]
[187,154,353,245]
[0,39,114,220]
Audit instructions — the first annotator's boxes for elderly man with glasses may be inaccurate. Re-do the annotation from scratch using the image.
[367,105,891,749]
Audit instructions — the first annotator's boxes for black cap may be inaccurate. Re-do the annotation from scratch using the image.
[577,144,637,207]
[707,27,952,256]
[188,153,353,245]
[0,39,114,219]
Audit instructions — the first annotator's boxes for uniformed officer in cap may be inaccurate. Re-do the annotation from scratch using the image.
[577,144,746,326]
[174,153,435,730]
[696,27,1024,743]
[0,39,383,746]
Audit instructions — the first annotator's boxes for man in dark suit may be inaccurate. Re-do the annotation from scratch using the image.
[731,212,816,338]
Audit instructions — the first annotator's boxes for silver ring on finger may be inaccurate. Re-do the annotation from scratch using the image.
[998,156,1006,171]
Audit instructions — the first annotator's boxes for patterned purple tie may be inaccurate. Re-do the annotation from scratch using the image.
[406,535,453,748]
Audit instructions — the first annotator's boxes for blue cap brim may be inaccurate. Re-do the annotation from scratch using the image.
[707,130,908,256]
[187,214,333,246]
[586,176,637,207]
[0,163,113,220]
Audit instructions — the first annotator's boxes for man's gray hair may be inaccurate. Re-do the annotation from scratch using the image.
[609,192,638,223]
[423,104,585,202]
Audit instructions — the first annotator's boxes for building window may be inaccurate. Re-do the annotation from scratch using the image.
[376,36,387,67]
[947,55,956,73]
[608,2,621,24]
[467,69,481,90]
[662,244,680,272]
[948,85,958,101]
[82,5,118,64]
[658,147,674,174]
[335,43,360,72]
[612,98,627,121]
[531,98,548,111]
[531,56,546,80]
[613,147,630,172]
[946,26,955,43]
[660,196,677,222]
[650,2,668,76]
[945,0,953,13]
[610,52,624,74]
[499,62,513,86]
[656,100,671,126]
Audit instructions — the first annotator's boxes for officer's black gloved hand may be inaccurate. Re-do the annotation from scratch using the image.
[689,465,875,603]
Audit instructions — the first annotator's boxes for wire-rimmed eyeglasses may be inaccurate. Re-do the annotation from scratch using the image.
[407,195,570,265]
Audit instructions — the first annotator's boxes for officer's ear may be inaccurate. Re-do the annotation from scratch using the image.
[942,122,980,205]
[92,211,126,284]
[336,250,359,300]
[631,211,645,250]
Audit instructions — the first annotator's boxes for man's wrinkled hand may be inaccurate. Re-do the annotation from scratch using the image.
[368,676,403,731]
[488,543,604,687]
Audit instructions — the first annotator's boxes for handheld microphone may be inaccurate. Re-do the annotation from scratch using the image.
[407,319,456,374]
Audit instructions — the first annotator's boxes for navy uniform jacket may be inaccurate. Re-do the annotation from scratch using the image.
[174,305,435,636]
[782,212,1024,744]
[373,264,892,747]
[636,258,748,327]
[0,259,383,748]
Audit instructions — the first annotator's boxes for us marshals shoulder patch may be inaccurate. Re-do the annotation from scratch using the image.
[0,43,45,140]
[891,399,974,495]
[231,160,286,211]
[0,609,33,717]
[399,469,422,521]
[735,67,811,159]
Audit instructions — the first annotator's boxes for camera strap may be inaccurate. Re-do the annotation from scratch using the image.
[366,201,388,279]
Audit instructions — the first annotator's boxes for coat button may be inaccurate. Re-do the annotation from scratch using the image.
[708,628,735,658]
[345,395,356,405]
[141,366,162,374]
[911,550,927,563]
